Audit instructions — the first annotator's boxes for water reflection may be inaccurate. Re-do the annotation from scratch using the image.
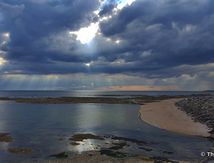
[0,101,212,161]
[75,104,103,130]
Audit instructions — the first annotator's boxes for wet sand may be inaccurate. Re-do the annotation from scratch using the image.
[140,99,211,137]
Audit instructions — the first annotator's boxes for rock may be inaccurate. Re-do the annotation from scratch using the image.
[176,96,214,132]
[49,152,68,158]
[0,133,13,142]
[70,141,80,146]
[8,147,32,155]
[69,133,104,142]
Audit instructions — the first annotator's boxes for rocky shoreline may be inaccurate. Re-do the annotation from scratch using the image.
[48,133,185,163]
[176,96,214,137]
[0,132,185,163]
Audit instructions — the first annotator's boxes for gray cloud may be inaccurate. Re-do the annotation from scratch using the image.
[0,0,213,90]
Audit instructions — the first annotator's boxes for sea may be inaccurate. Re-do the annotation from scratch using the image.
[0,90,212,98]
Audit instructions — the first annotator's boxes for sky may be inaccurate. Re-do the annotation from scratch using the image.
[0,0,213,90]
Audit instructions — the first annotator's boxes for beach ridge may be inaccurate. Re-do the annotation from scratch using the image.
[139,98,211,137]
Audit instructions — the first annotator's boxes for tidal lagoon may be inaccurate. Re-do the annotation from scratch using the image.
[0,91,213,162]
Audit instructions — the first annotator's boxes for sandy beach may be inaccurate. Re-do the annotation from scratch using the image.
[140,98,211,137]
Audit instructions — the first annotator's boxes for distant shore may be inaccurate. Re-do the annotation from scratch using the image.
[139,98,211,137]
[0,94,204,104]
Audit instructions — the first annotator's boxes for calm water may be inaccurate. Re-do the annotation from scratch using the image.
[0,91,213,162]
[0,90,212,98]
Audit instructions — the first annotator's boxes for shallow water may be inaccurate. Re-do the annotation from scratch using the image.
[0,100,212,162]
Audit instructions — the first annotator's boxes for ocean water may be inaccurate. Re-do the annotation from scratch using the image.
[0,90,211,98]
[0,91,213,162]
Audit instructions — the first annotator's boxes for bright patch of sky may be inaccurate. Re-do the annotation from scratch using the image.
[0,57,7,66]
[69,0,135,45]
[116,0,136,10]
[69,23,99,44]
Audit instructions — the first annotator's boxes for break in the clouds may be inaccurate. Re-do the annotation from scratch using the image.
[0,0,213,90]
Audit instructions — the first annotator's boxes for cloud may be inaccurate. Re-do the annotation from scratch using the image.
[0,0,99,63]
[99,2,116,16]
[0,0,213,90]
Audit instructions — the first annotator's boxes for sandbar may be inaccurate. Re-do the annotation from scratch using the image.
[139,99,210,137]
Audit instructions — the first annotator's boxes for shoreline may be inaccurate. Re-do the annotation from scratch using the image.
[0,95,182,104]
[0,94,207,104]
[139,98,211,137]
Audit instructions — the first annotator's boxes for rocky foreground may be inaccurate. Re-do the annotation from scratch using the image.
[176,96,214,137]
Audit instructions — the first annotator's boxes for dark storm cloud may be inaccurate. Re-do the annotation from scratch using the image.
[99,0,116,16]
[0,0,99,62]
[99,0,214,73]
[0,0,213,77]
